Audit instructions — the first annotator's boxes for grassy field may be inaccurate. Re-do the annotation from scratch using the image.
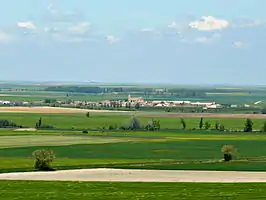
[1,130,266,172]
[0,112,266,130]
[1,181,266,200]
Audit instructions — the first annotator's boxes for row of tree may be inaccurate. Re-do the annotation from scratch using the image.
[100,116,265,133]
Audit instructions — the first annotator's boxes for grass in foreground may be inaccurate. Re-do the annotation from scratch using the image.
[1,181,266,200]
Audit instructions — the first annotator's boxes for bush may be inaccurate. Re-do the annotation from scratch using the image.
[32,149,56,171]
[204,121,211,130]
[86,112,90,118]
[128,115,141,130]
[82,130,88,134]
[262,122,266,132]
[262,108,266,114]
[180,118,186,130]
[0,119,21,128]
[221,145,236,162]
[219,124,225,132]
[108,124,115,130]
[215,121,219,130]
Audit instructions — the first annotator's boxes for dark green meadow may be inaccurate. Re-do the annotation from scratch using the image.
[1,130,266,172]
[0,112,265,130]
[1,181,266,200]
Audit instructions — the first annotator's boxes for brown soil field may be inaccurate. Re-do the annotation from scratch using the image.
[0,106,129,114]
[148,112,266,119]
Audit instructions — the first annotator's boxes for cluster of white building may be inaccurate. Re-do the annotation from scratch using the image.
[127,95,222,109]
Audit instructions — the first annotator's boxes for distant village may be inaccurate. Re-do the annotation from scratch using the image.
[0,94,256,110]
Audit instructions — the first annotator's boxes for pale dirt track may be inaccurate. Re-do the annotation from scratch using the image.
[0,106,129,114]
[1,169,266,182]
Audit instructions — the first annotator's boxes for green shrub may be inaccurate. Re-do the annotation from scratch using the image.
[262,122,266,132]
[219,124,225,132]
[32,149,56,171]
[0,119,22,128]
[221,145,236,162]
[180,118,186,130]
[204,121,211,130]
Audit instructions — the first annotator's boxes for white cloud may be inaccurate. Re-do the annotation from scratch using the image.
[17,22,36,29]
[0,31,14,43]
[168,21,179,29]
[67,22,91,35]
[140,28,155,32]
[195,33,221,44]
[236,19,263,28]
[106,35,120,44]
[233,41,247,47]
[46,3,84,23]
[189,16,229,31]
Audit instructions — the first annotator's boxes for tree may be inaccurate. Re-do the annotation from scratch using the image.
[262,108,266,114]
[219,124,225,132]
[180,118,186,130]
[86,112,90,118]
[262,122,266,132]
[244,118,253,132]
[36,117,42,128]
[135,103,140,109]
[221,145,236,162]
[128,115,141,130]
[32,149,55,171]
[204,121,211,130]
[199,117,203,129]
[145,119,160,131]
[165,107,172,112]
[215,121,219,130]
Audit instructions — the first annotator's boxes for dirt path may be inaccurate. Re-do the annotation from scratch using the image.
[1,169,266,182]
[0,106,130,114]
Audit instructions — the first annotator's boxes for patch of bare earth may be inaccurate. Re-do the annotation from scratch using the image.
[150,113,266,119]
[0,107,129,114]
[1,169,266,182]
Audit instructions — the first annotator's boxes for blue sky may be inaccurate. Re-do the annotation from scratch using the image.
[0,0,265,85]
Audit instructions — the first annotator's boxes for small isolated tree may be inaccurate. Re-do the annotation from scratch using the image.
[221,145,236,162]
[35,117,42,129]
[152,119,161,130]
[262,122,266,132]
[215,121,219,130]
[145,119,160,131]
[86,112,90,118]
[199,117,203,129]
[261,108,266,114]
[219,124,225,132]
[135,103,140,109]
[180,118,186,130]
[244,118,253,132]
[204,121,211,130]
[165,107,172,112]
[128,115,141,130]
[32,149,55,171]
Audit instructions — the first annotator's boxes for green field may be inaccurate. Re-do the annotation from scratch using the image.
[0,112,266,130]
[1,181,266,200]
[1,130,266,172]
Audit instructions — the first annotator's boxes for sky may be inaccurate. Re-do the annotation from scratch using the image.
[0,0,265,85]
